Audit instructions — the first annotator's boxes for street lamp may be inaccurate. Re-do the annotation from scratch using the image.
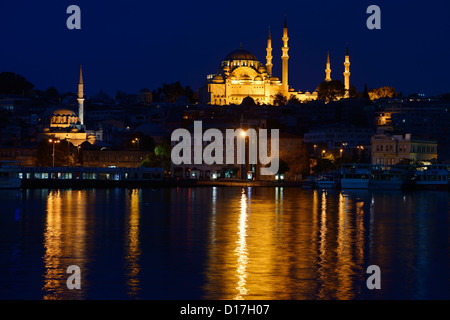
[240,130,247,180]
[132,137,140,150]
[49,138,60,167]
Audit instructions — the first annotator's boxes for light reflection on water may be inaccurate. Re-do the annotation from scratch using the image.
[0,187,448,299]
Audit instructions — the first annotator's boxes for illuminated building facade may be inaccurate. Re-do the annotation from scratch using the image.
[199,18,318,105]
[371,133,438,165]
[39,66,95,146]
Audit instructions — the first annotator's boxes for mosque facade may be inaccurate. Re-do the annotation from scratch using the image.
[39,65,97,147]
[199,18,319,105]
[199,17,352,105]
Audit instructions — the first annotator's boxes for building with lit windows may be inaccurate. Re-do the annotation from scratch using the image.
[38,65,98,147]
[371,133,438,165]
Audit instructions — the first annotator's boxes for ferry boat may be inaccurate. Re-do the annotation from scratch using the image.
[369,167,414,190]
[301,176,318,189]
[340,164,370,189]
[414,165,450,189]
[317,175,338,189]
[0,161,22,189]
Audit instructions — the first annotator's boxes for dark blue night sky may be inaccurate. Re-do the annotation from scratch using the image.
[1,0,449,97]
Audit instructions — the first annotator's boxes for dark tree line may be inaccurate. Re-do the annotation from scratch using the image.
[0,72,34,96]
[152,81,198,104]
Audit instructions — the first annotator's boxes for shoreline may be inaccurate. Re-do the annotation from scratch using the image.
[6,179,448,190]
[18,179,302,189]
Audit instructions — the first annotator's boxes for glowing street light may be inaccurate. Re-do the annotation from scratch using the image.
[240,129,247,180]
[49,138,60,167]
[132,137,140,150]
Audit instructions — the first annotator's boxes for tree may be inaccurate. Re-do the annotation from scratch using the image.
[348,85,358,98]
[277,159,290,174]
[153,82,198,104]
[362,83,371,102]
[316,80,345,102]
[278,136,310,180]
[273,93,287,106]
[154,139,171,171]
[368,86,397,100]
[46,86,59,98]
[0,72,34,96]
[287,95,302,105]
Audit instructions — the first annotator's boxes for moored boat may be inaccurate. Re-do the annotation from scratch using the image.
[340,164,370,189]
[369,168,414,190]
[0,161,22,189]
[301,176,317,189]
[414,165,449,190]
[317,175,338,189]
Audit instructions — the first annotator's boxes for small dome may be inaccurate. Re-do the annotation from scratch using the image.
[254,75,263,81]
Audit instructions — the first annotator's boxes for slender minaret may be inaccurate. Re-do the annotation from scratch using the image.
[265,26,273,77]
[77,65,85,126]
[281,16,289,96]
[325,51,332,82]
[343,44,350,98]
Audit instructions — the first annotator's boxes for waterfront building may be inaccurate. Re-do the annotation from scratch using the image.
[81,150,151,168]
[304,123,373,150]
[371,133,438,165]
[0,146,38,166]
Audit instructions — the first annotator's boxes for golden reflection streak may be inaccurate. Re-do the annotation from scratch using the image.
[355,201,365,269]
[336,192,354,300]
[42,190,87,300]
[125,189,141,298]
[234,189,249,300]
[42,190,63,299]
[316,190,328,299]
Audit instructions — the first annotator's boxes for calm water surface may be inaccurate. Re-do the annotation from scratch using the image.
[0,187,448,300]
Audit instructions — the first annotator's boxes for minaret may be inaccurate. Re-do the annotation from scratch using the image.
[343,44,350,98]
[265,26,273,77]
[325,51,332,82]
[77,65,85,126]
[281,16,289,96]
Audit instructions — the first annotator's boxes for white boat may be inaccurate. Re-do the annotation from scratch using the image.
[414,165,449,189]
[317,176,338,189]
[301,176,317,189]
[0,161,22,189]
[340,164,370,189]
[369,170,410,190]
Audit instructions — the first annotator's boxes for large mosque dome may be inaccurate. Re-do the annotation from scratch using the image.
[224,49,258,62]
[42,107,80,128]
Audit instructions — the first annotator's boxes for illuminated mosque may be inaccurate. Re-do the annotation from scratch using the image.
[39,65,98,146]
[199,17,351,105]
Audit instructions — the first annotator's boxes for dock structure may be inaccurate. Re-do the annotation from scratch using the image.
[17,166,165,188]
